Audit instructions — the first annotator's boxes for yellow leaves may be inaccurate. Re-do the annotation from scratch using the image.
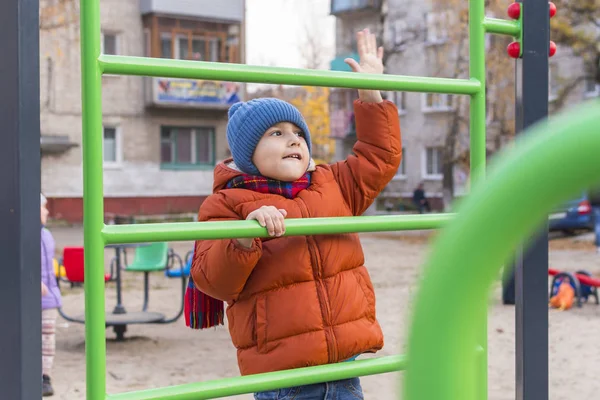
[40,0,79,61]
[290,87,335,165]
[551,0,599,51]
[551,19,576,38]
[40,0,79,31]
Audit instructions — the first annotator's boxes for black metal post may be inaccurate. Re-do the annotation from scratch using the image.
[113,246,127,314]
[514,1,550,399]
[0,0,41,398]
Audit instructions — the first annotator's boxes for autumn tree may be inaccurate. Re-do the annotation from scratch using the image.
[420,0,597,207]
[290,87,334,164]
[40,0,78,29]
[40,0,79,56]
[293,18,335,165]
[40,0,80,113]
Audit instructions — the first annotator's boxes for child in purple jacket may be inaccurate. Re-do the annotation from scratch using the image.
[41,194,62,397]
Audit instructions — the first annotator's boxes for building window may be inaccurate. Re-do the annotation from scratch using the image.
[387,91,407,113]
[143,29,151,57]
[103,126,121,166]
[395,147,406,178]
[424,146,443,179]
[101,32,119,55]
[160,33,220,61]
[584,78,599,98]
[146,16,240,63]
[425,11,450,44]
[422,93,453,112]
[160,33,172,58]
[160,127,215,169]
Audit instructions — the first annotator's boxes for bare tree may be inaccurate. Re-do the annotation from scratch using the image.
[421,0,599,206]
[548,0,599,109]
[374,2,481,206]
[376,5,423,69]
[299,24,327,70]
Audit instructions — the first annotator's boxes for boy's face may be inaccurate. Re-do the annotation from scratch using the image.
[252,122,309,182]
[41,204,49,225]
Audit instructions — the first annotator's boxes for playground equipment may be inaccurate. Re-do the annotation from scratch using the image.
[123,242,187,313]
[404,99,599,400]
[4,0,591,398]
[165,250,193,278]
[57,242,187,341]
[74,0,564,398]
[58,246,113,285]
[548,268,600,307]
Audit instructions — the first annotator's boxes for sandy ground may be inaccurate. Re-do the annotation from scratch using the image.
[46,226,600,399]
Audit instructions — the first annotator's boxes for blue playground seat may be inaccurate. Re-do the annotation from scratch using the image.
[165,249,192,278]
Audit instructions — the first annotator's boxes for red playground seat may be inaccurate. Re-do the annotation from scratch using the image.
[61,246,112,284]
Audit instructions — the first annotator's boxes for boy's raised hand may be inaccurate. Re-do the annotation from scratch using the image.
[344,28,384,103]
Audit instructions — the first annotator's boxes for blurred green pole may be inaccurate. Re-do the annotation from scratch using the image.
[469,0,488,398]
[80,0,107,398]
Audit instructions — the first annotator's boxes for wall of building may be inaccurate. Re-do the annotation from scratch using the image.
[40,0,244,222]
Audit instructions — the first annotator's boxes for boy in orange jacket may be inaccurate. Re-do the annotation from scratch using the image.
[189,29,402,399]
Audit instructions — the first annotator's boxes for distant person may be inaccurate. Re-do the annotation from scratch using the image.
[41,194,62,397]
[384,199,394,212]
[413,183,431,213]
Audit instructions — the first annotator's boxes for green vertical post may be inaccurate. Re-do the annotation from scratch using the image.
[80,0,107,399]
[469,0,488,399]
[469,1,487,183]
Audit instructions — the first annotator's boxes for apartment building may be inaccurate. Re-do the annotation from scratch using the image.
[329,0,599,211]
[40,0,246,222]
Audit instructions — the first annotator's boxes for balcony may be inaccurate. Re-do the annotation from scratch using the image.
[330,0,382,16]
[145,77,243,110]
[330,110,355,139]
[140,0,244,22]
[330,52,359,72]
[40,135,78,155]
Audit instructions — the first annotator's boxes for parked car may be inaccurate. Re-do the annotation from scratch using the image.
[548,192,594,234]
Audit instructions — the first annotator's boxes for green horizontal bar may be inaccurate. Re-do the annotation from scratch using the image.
[106,355,407,400]
[102,214,455,244]
[98,55,481,95]
[482,17,520,37]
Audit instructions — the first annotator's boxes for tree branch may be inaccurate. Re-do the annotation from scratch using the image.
[552,75,593,109]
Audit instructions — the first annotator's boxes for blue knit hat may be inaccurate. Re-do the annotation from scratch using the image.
[226,98,312,175]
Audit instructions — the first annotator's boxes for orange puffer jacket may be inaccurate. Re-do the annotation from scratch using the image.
[191,99,402,376]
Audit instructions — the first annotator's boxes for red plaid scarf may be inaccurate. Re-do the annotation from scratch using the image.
[185,172,312,330]
[225,172,311,198]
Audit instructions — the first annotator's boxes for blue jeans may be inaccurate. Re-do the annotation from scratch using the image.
[254,377,364,400]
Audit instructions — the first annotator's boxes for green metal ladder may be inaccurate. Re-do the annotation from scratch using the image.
[79,1,600,399]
